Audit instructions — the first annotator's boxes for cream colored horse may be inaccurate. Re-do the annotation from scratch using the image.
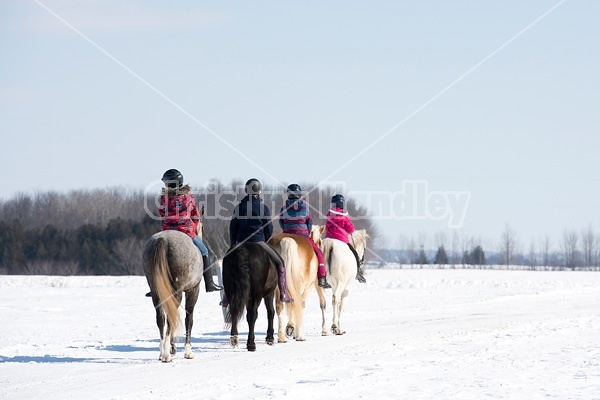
[268,233,318,342]
[311,225,368,335]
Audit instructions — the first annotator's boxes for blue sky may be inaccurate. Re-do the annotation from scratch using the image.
[1,0,599,247]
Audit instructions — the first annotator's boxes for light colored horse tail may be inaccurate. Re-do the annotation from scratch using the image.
[321,238,334,275]
[278,237,303,312]
[151,237,181,335]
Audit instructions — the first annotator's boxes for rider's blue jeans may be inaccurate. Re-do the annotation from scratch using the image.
[192,236,209,256]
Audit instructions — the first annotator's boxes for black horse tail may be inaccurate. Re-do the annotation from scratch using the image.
[223,245,251,326]
[151,237,181,334]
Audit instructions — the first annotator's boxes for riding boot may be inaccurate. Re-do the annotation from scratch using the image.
[277,267,294,303]
[356,265,367,283]
[318,276,332,289]
[202,255,223,292]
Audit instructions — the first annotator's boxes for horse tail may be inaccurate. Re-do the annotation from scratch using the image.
[278,238,301,301]
[321,238,334,274]
[224,246,251,326]
[151,237,181,334]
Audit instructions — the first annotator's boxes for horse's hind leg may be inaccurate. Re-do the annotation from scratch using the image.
[169,292,183,356]
[264,294,275,345]
[167,324,177,356]
[230,319,239,348]
[155,307,171,362]
[315,286,329,336]
[331,291,343,335]
[246,299,259,351]
[285,303,296,339]
[276,298,287,343]
[294,297,307,341]
[183,287,199,359]
[337,289,349,335]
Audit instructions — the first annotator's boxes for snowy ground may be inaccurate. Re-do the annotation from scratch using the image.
[1,269,600,400]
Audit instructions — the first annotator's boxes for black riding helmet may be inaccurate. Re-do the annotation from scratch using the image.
[331,194,345,209]
[245,178,262,197]
[162,169,183,189]
[286,183,302,200]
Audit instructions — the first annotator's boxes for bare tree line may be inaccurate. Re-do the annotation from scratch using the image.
[0,182,377,275]
[388,222,600,269]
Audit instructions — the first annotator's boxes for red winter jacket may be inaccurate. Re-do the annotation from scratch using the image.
[325,207,355,243]
[158,185,200,239]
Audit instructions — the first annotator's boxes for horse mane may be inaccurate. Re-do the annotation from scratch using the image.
[350,229,369,248]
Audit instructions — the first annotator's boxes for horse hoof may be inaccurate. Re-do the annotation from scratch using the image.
[322,331,329,336]
[296,337,306,342]
[184,352,195,359]
[285,326,294,338]
[247,344,256,352]
[266,338,274,346]
[331,325,339,335]
[170,346,177,355]
[230,335,239,347]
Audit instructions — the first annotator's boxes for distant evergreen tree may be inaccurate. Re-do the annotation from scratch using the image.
[462,250,471,265]
[434,246,449,264]
[415,245,428,264]
[470,245,486,265]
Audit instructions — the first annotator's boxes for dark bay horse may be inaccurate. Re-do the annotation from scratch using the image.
[143,230,203,362]
[222,242,277,351]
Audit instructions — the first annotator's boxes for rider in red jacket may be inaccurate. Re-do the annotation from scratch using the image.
[146,169,221,297]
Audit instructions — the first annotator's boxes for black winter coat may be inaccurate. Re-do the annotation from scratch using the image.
[229,195,274,245]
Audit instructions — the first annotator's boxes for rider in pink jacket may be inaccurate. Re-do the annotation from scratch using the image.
[325,194,366,283]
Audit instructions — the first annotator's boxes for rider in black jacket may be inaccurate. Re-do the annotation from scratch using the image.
[229,178,293,303]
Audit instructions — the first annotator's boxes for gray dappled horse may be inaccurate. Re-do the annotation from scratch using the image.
[143,230,203,362]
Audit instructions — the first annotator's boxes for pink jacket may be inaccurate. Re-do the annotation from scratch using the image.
[325,207,355,243]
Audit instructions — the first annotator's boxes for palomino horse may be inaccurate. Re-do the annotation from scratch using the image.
[222,242,278,351]
[143,229,203,362]
[311,225,368,335]
[268,233,318,342]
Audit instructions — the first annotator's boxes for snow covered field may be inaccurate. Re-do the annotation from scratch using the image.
[1,269,600,399]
